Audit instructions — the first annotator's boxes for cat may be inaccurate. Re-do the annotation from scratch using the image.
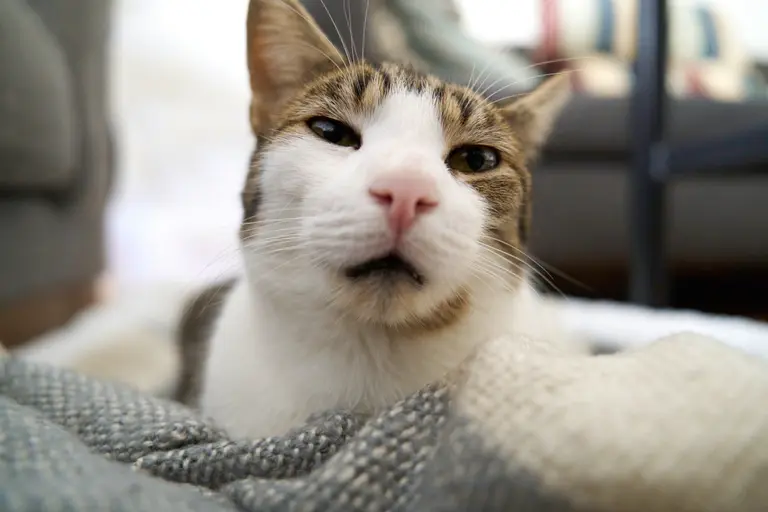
[175,0,578,439]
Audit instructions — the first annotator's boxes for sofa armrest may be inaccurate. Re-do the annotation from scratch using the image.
[0,0,76,192]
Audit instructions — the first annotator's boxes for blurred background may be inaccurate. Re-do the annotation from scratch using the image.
[1,0,768,349]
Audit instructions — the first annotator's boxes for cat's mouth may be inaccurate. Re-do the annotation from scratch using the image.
[345,253,424,286]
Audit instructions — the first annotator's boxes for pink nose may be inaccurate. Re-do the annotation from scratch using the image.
[368,173,439,237]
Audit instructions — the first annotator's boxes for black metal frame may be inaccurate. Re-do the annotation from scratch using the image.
[629,0,768,307]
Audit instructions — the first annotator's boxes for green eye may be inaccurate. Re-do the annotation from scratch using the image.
[307,117,361,149]
[447,145,500,173]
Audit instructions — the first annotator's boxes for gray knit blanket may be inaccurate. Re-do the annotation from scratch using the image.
[3,331,768,511]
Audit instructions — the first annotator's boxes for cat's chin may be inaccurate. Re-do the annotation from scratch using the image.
[321,264,467,329]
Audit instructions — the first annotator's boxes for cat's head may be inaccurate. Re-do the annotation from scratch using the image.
[242,0,570,331]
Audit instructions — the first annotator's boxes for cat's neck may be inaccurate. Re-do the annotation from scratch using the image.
[241,268,542,357]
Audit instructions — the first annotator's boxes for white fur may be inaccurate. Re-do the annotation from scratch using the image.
[200,88,571,438]
[201,278,569,439]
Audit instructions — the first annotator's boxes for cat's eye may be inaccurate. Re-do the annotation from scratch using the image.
[307,117,361,149]
[446,145,500,173]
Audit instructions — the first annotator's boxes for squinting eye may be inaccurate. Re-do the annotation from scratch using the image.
[307,117,361,149]
[446,145,500,173]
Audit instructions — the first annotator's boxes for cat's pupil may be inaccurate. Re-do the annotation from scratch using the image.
[317,120,342,143]
[307,117,360,149]
[466,149,487,171]
[446,145,499,173]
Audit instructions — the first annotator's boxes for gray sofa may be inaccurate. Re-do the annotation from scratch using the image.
[0,0,114,342]
[535,95,768,271]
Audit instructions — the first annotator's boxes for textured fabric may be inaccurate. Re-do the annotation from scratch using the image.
[2,331,768,511]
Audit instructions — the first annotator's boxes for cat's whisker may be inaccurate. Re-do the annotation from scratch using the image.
[252,211,309,221]
[491,237,593,293]
[361,0,370,60]
[242,246,298,260]
[244,235,304,251]
[241,215,310,227]
[244,234,300,246]
[249,248,303,262]
[326,284,351,324]
[195,242,245,280]
[478,239,548,278]
[263,251,311,274]
[269,0,346,71]
[465,62,477,91]
[246,205,310,217]
[488,69,580,104]
[470,65,488,93]
[246,239,304,252]
[253,226,303,236]
[243,229,301,242]
[242,241,301,255]
[474,51,584,93]
[272,196,298,220]
[475,252,522,283]
[486,237,553,279]
[485,236,590,294]
[317,0,352,62]
[245,215,304,226]
[485,68,578,100]
[470,260,519,297]
[475,248,549,299]
[342,0,357,63]
[469,61,496,94]
[477,56,594,99]
[527,253,595,293]
[197,283,231,319]
[273,41,343,73]
[478,240,567,298]
[246,239,310,268]
[469,260,508,290]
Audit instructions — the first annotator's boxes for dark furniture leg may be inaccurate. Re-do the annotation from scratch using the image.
[629,0,669,307]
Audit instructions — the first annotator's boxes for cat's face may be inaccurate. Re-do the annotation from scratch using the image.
[242,0,570,331]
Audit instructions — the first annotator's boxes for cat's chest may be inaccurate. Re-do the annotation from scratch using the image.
[200,281,472,438]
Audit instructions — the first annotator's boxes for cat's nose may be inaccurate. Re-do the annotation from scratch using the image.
[368,173,439,236]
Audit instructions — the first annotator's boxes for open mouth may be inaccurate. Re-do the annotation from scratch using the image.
[345,253,424,285]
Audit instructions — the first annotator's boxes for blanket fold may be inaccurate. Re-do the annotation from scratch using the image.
[2,332,767,511]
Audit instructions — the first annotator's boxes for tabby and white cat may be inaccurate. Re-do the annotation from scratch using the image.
[178,0,576,439]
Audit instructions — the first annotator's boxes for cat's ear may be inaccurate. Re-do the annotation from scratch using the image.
[499,74,571,161]
[247,0,345,134]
